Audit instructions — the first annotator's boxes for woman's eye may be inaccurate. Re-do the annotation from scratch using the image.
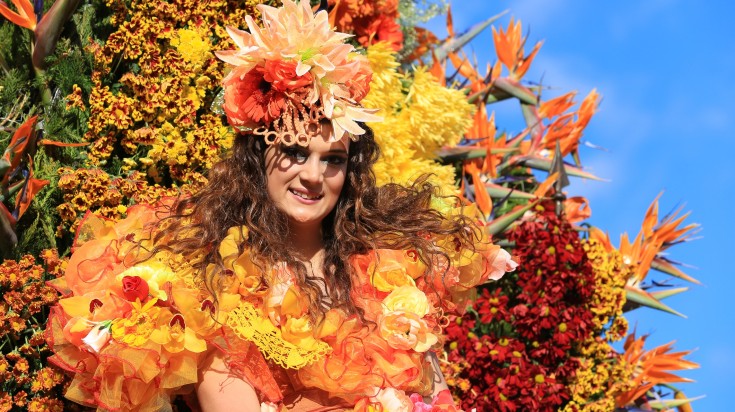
[282,147,308,162]
[323,156,347,166]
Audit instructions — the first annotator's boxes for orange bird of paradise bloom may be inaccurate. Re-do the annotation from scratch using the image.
[615,332,699,408]
[492,18,543,81]
[0,0,36,30]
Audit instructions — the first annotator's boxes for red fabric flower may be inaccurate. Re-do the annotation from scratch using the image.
[121,275,149,302]
[223,66,286,127]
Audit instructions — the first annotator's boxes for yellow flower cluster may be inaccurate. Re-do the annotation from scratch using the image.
[56,168,205,235]
[561,338,634,412]
[80,0,252,184]
[363,42,474,191]
[170,27,214,69]
[582,239,630,337]
[561,240,634,411]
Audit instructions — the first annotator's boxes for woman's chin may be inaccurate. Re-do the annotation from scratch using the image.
[287,214,325,227]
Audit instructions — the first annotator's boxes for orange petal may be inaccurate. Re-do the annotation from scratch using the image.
[445,5,455,38]
[15,177,49,219]
[0,0,36,30]
[470,170,491,218]
[38,139,89,147]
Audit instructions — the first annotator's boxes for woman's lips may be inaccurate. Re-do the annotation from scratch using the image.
[289,188,323,203]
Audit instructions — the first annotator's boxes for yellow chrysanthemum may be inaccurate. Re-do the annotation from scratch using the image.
[362,42,470,194]
[171,28,213,69]
[401,67,474,159]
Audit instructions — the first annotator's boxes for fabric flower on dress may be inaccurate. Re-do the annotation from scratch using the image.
[379,286,438,352]
[216,0,381,145]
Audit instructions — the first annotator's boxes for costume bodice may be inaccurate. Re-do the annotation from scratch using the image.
[46,203,514,411]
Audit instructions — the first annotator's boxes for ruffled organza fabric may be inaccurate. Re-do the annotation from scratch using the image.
[46,203,515,411]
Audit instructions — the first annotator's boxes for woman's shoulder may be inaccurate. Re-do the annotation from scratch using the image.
[45,205,279,410]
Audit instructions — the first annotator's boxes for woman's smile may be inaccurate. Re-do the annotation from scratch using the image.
[288,188,324,202]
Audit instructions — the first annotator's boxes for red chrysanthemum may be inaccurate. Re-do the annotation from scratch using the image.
[443,202,598,411]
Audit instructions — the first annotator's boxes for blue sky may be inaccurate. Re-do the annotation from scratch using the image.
[428,1,734,409]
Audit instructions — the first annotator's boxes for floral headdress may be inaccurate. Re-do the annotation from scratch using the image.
[215,0,380,146]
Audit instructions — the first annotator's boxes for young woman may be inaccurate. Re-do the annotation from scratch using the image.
[46,2,515,410]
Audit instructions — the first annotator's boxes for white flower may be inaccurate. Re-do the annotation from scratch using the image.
[260,401,279,412]
[374,387,412,412]
[82,324,111,353]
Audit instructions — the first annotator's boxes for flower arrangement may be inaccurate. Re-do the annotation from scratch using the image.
[216,0,381,145]
[0,0,701,411]
[0,251,71,411]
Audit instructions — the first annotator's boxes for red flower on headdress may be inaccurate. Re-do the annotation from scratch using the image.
[358,15,404,52]
[264,60,314,92]
[223,66,287,127]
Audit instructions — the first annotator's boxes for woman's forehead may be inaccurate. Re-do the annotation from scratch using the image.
[311,124,349,152]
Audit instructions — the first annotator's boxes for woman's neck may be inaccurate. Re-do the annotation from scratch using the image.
[288,222,325,265]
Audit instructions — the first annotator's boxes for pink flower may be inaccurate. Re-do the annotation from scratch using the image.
[410,393,433,412]
[488,247,517,281]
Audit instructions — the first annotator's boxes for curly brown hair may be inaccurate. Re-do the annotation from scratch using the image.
[149,124,480,320]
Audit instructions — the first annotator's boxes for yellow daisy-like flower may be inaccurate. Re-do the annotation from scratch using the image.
[111,299,161,347]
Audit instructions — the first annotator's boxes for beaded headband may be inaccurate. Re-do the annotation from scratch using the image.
[215,0,381,146]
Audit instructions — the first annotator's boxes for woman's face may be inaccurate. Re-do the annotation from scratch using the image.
[264,124,349,232]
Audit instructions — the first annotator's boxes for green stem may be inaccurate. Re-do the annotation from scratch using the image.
[30,43,53,107]
[0,52,9,74]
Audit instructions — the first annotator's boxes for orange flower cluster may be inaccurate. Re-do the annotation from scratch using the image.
[330,0,404,51]
[0,252,71,411]
[55,168,205,235]
[80,0,251,183]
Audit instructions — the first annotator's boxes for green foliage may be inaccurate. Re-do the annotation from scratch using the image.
[0,69,31,117]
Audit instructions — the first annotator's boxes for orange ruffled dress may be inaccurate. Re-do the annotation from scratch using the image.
[46,203,515,411]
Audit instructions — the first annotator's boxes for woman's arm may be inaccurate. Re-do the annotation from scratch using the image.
[196,350,261,411]
[426,350,450,397]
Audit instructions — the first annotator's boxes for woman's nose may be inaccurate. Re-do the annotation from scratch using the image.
[299,156,324,184]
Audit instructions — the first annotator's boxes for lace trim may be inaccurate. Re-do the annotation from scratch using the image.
[226,301,331,369]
